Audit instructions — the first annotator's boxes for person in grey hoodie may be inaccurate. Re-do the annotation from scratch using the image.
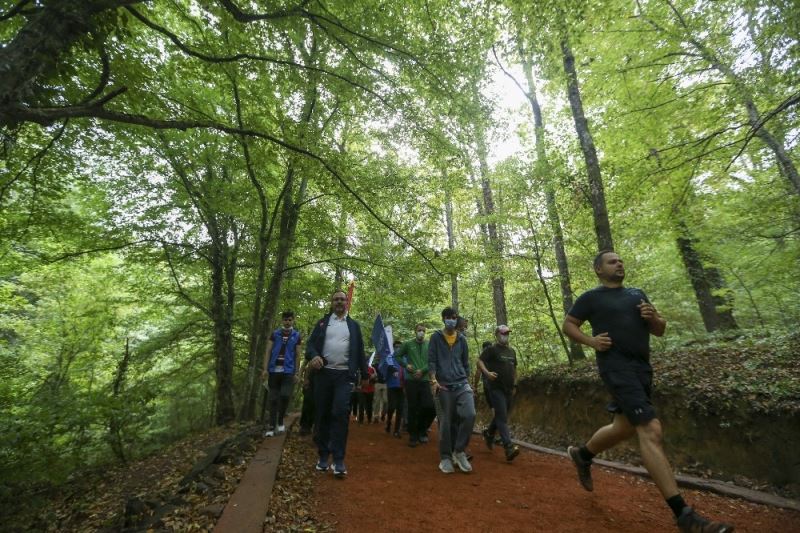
[428,307,476,474]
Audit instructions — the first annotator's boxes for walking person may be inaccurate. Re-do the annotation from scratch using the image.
[563,251,733,532]
[261,310,302,437]
[358,364,377,423]
[380,340,405,438]
[429,307,475,474]
[372,356,388,423]
[476,325,520,462]
[395,323,435,447]
[306,290,369,478]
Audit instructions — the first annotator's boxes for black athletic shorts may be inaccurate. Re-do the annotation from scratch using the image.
[598,357,656,425]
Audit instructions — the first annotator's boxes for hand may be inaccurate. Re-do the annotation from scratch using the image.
[486,371,498,381]
[293,374,301,384]
[414,370,423,379]
[260,369,268,381]
[430,380,441,396]
[591,332,612,352]
[407,364,414,372]
[637,299,657,321]
[309,356,324,370]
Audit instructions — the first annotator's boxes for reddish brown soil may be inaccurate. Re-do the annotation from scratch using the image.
[312,421,800,532]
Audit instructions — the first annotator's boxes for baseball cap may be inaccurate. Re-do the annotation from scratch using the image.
[496,325,512,334]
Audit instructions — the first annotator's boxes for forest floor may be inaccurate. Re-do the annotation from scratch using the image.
[3,423,258,532]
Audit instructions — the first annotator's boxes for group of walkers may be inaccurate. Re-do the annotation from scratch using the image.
[259,250,733,532]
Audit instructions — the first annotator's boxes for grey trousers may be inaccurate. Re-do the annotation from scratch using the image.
[437,385,476,459]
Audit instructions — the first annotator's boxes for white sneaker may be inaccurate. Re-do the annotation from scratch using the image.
[264,429,275,437]
[277,424,286,433]
[453,451,472,473]
[438,458,454,474]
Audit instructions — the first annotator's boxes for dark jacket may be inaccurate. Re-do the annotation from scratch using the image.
[305,312,369,381]
[428,329,470,387]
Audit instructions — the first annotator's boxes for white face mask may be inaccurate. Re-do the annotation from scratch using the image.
[499,334,509,344]
[416,331,425,340]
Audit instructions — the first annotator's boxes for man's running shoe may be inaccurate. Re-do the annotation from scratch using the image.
[677,507,734,533]
[315,460,329,472]
[504,444,520,462]
[264,429,275,437]
[453,451,473,473]
[482,429,494,450]
[567,445,593,491]
[333,463,348,479]
[438,457,454,474]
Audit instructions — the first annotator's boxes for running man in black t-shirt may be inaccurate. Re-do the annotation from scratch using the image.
[562,251,733,533]
[476,325,520,462]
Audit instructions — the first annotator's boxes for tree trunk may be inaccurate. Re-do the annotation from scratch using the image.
[210,242,236,424]
[561,37,614,252]
[107,337,130,463]
[334,205,347,288]
[0,1,142,116]
[676,222,738,332]
[443,169,459,311]
[475,120,508,326]
[520,53,585,360]
[240,79,317,419]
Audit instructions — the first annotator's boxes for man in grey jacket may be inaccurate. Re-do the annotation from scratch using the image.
[428,307,476,474]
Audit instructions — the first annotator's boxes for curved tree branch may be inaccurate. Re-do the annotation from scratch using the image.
[125,6,390,107]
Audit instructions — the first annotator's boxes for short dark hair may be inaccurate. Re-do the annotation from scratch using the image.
[281,310,295,319]
[593,249,615,270]
[441,307,457,319]
[456,316,467,328]
[482,341,492,350]
[415,323,426,330]
[393,339,401,346]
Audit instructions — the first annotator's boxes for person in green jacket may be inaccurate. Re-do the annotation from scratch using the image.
[395,323,436,447]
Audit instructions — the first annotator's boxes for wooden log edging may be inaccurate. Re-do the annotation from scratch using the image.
[213,414,298,533]
[500,434,800,512]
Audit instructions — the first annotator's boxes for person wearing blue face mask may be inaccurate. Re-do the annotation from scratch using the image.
[428,307,475,474]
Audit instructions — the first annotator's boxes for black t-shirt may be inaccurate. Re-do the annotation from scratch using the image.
[568,286,654,367]
[479,344,517,392]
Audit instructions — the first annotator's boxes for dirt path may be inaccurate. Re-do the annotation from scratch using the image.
[311,421,800,532]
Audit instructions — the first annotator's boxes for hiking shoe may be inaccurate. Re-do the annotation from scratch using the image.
[408,438,418,448]
[333,463,348,478]
[264,429,275,437]
[453,451,473,473]
[438,458,455,474]
[677,507,734,533]
[568,446,593,491]
[277,424,286,433]
[482,429,494,450]
[315,460,329,472]
[505,444,520,462]
[393,431,401,438]
[419,435,429,443]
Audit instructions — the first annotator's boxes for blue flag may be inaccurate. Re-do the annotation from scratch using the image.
[371,314,391,360]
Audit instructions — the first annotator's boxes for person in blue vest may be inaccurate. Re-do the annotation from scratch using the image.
[306,290,370,479]
[380,339,405,438]
[261,310,303,437]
